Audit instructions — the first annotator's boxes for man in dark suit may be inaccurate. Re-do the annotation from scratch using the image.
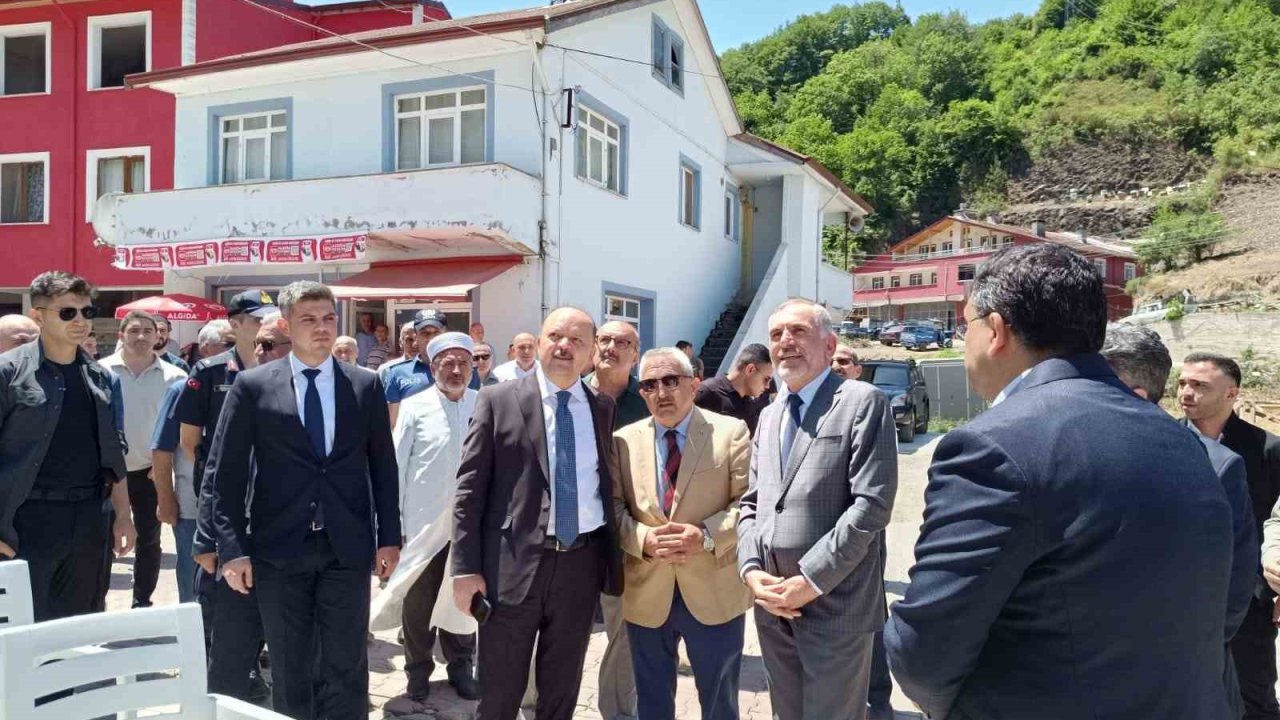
[451,307,623,720]
[1180,352,1280,720]
[886,244,1235,720]
[206,280,401,720]
[1102,324,1257,719]
[738,299,898,720]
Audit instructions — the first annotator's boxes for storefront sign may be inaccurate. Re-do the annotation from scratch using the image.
[111,233,368,271]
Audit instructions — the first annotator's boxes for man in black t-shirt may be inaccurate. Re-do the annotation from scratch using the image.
[0,272,133,621]
[693,343,773,437]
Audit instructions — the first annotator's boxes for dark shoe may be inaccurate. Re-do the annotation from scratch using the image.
[447,662,479,700]
[868,701,894,720]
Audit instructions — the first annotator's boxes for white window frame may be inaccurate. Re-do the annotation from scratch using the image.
[678,161,700,230]
[219,110,287,185]
[604,293,641,334]
[0,22,52,97]
[909,273,923,287]
[393,85,486,171]
[890,276,901,288]
[87,11,151,91]
[1092,257,1108,278]
[575,105,621,193]
[1124,262,1137,282]
[958,264,976,281]
[0,151,50,225]
[870,277,884,290]
[85,146,150,222]
[723,189,739,241]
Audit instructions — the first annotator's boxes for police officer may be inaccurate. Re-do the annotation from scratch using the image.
[0,272,135,621]
[384,308,445,427]
[177,289,275,702]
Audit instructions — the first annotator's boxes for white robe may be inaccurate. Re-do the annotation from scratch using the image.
[370,386,477,635]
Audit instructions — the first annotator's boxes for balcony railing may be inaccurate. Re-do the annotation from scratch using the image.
[890,245,1006,262]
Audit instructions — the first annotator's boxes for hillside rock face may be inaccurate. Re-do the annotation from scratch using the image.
[1008,139,1207,204]
[999,201,1156,239]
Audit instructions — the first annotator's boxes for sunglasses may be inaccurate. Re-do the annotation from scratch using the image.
[638,374,690,393]
[38,306,99,321]
[256,339,291,352]
[833,357,859,366]
[472,354,492,361]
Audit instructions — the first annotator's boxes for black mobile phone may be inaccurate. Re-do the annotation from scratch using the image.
[470,592,493,626]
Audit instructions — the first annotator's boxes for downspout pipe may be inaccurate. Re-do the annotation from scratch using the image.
[530,27,551,321]
[51,0,77,274]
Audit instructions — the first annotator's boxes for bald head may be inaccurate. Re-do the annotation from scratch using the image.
[538,308,596,386]
[511,331,537,369]
[0,314,39,353]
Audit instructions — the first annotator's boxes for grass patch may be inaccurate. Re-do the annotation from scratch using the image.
[928,417,966,434]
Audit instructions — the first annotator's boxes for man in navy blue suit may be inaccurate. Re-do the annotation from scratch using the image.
[206,280,401,720]
[886,244,1235,720]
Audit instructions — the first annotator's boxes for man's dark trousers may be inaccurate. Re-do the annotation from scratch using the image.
[126,468,162,607]
[477,536,604,720]
[403,544,474,697]
[1233,596,1280,719]
[196,568,266,701]
[13,496,109,621]
[254,532,370,720]
[626,589,744,720]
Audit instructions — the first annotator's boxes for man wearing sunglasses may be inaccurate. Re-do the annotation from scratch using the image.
[469,342,499,389]
[0,271,134,621]
[0,313,39,353]
[611,347,752,720]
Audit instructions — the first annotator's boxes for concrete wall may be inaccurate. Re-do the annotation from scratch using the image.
[717,243,788,375]
[1147,312,1280,363]
[818,261,852,315]
[751,183,783,291]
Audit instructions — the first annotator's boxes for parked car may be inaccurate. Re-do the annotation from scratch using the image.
[860,359,930,442]
[878,323,906,346]
[900,324,954,351]
[839,320,860,338]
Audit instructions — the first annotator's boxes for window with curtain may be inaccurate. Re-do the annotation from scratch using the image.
[395,87,486,170]
[220,111,287,184]
[678,161,700,229]
[96,155,145,198]
[574,106,621,193]
[0,160,45,224]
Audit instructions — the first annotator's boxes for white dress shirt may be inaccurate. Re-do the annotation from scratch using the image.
[992,366,1035,407]
[289,353,336,455]
[100,353,188,471]
[537,365,605,537]
[493,360,539,383]
[394,385,476,536]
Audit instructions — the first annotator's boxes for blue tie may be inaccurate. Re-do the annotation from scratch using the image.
[554,390,579,547]
[781,394,803,467]
[302,368,326,458]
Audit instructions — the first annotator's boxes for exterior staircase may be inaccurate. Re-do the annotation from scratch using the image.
[698,301,749,377]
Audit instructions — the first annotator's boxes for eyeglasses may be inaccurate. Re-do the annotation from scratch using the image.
[638,374,691,393]
[472,354,492,362]
[833,357,859,366]
[222,340,236,349]
[256,339,291,352]
[597,335,635,350]
[37,306,99,322]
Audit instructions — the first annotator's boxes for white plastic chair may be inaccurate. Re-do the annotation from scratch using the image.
[0,603,288,720]
[0,560,35,628]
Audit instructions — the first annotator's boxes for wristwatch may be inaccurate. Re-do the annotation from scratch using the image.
[701,526,715,553]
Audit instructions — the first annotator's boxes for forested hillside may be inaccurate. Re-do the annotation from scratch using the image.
[722,0,1280,266]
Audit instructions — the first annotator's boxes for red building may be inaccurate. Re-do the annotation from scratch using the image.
[851,215,1142,327]
[0,0,447,317]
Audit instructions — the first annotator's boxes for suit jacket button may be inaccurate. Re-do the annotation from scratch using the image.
[310,502,317,509]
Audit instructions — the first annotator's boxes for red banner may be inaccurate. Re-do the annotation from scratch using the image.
[110,234,367,270]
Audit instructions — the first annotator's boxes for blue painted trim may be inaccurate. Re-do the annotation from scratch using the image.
[206,97,293,186]
[678,153,701,231]
[380,70,495,173]
[650,15,684,96]
[573,89,629,197]
[601,281,656,353]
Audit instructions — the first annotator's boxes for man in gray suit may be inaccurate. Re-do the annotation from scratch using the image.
[738,299,898,720]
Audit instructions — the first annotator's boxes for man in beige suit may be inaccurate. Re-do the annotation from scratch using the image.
[611,347,752,720]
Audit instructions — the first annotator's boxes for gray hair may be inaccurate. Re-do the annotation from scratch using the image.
[1100,323,1172,403]
[638,347,695,378]
[197,319,232,347]
[770,299,834,338]
[277,280,334,317]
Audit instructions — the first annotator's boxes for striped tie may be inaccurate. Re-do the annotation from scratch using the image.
[662,429,681,515]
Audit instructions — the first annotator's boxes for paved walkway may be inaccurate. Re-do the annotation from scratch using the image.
[105,433,943,719]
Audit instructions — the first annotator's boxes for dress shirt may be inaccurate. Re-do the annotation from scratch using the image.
[356,331,377,366]
[289,353,336,455]
[394,385,477,536]
[654,410,693,507]
[776,368,833,461]
[100,352,188,471]
[493,360,539,383]
[150,379,199,520]
[537,365,605,537]
[992,366,1035,407]
[1184,418,1225,443]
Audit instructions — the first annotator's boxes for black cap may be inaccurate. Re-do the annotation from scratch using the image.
[226,289,277,318]
[413,308,447,331]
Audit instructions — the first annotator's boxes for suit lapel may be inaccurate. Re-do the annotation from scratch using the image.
[584,380,614,502]
[780,373,844,493]
[634,421,659,517]
[270,362,315,455]
[517,373,551,487]
[330,360,358,459]
[671,410,711,515]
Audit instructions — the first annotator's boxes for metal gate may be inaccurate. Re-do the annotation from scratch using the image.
[918,358,986,420]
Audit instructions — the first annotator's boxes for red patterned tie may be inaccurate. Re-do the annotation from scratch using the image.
[662,429,682,515]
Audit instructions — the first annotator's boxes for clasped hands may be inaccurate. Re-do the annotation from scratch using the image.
[222,546,400,595]
[641,522,706,564]
[744,568,820,619]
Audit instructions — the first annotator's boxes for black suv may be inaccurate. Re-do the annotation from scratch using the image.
[859,359,930,442]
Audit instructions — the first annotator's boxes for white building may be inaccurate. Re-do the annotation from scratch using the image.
[91,0,867,373]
